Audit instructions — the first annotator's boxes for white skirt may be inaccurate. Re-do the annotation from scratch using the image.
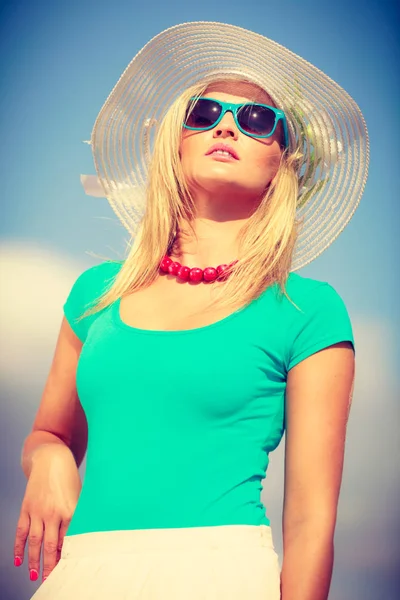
[30,524,281,599]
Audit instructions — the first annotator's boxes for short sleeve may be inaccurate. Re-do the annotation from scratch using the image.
[287,283,354,371]
[63,261,122,342]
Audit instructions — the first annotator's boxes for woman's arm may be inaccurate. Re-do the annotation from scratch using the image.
[21,317,87,476]
[15,317,87,582]
[280,341,355,600]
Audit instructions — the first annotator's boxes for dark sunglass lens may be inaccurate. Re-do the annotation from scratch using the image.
[185,99,222,129]
[238,104,276,136]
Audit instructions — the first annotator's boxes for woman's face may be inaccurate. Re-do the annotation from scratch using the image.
[180,81,284,203]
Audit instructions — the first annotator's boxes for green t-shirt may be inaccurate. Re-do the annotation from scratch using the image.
[63,261,354,536]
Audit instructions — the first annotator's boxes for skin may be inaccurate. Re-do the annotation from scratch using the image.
[15,81,354,599]
[180,83,283,222]
[281,342,354,599]
[15,320,86,582]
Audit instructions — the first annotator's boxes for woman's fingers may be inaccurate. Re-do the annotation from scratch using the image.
[14,512,70,582]
[57,518,70,563]
[27,519,44,581]
[42,520,62,582]
[14,510,30,567]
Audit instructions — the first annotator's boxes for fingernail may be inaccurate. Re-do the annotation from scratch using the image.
[30,569,39,581]
[14,556,23,567]
[43,576,48,582]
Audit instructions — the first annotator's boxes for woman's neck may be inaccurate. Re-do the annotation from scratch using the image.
[172,217,245,268]
[170,187,264,267]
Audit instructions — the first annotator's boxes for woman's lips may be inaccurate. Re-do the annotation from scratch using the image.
[207,151,237,162]
[205,143,239,160]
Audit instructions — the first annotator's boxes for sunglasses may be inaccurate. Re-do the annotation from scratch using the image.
[183,97,289,147]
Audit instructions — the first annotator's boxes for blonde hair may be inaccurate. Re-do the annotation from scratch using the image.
[82,78,303,320]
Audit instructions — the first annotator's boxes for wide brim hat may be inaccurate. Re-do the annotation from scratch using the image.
[83,21,369,271]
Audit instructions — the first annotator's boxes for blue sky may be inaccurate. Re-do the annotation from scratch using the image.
[0,1,399,599]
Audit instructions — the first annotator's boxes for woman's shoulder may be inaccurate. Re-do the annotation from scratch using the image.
[276,271,352,334]
[284,272,346,308]
[281,274,354,370]
[63,260,124,343]
[71,260,124,298]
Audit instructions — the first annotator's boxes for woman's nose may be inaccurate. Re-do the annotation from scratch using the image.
[213,112,239,139]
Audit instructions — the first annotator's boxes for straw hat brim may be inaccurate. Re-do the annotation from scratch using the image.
[90,21,369,270]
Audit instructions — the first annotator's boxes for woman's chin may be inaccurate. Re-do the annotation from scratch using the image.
[201,179,262,200]
[196,174,247,192]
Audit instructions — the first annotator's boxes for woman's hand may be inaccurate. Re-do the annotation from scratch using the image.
[14,444,82,583]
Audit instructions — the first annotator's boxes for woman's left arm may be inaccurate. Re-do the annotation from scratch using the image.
[280,341,355,600]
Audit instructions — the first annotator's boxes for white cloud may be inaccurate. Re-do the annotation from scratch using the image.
[0,240,88,400]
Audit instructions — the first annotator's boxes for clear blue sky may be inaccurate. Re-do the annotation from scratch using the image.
[0,0,399,334]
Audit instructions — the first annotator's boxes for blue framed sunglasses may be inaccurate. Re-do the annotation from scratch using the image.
[184,97,289,148]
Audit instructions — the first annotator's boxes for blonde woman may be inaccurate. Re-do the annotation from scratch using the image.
[15,22,368,600]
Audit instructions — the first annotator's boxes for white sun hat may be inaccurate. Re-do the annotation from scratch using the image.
[82,21,369,270]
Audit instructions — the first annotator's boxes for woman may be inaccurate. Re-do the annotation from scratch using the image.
[14,22,368,600]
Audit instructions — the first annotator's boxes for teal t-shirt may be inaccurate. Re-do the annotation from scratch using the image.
[63,261,354,536]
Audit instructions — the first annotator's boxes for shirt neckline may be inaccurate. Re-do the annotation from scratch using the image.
[111,293,265,336]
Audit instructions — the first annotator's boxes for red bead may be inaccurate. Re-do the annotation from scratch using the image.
[216,264,229,279]
[177,266,190,280]
[189,267,203,282]
[160,256,172,273]
[203,267,218,282]
[167,261,181,275]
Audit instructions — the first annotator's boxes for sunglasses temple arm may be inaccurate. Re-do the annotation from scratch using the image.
[282,117,289,149]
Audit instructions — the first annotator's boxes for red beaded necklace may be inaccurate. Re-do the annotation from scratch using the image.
[159,255,236,283]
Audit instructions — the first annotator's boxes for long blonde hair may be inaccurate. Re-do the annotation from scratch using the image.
[83,78,302,319]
